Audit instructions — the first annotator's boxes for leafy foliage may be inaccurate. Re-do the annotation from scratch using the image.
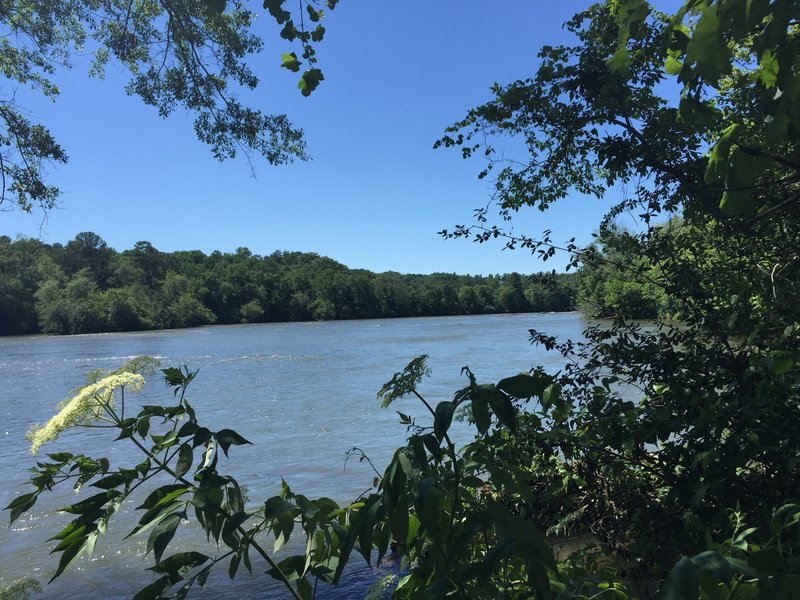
[8,358,366,600]
[3,357,558,599]
[577,223,674,319]
[0,0,338,213]
[434,0,800,596]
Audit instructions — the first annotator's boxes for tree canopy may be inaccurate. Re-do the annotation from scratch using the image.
[436,0,800,593]
[0,0,337,213]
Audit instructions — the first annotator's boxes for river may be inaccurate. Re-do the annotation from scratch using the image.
[0,312,588,599]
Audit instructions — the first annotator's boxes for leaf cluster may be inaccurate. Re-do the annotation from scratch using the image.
[433,0,800,597]
[0,0,339,213]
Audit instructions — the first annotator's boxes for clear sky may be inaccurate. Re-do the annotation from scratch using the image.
[2,1,632,275]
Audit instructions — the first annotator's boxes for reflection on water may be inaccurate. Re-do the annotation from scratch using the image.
[0,312,588,598]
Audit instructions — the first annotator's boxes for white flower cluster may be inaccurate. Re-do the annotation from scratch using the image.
[27,372,145,455]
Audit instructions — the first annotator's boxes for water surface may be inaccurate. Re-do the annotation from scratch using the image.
[0,312,587,598]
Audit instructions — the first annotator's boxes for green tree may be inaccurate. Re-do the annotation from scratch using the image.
[127,241,166,289]
[91,287,146,331]
[457,285,482,314]
[0,235,44,334]
[577,226,669,319]
[493,272,530,313]
[159,271,215,328]
[239,298,265,323]
[62,232,114,287]
[35,266,103,334]
[437,0,800,589]
[0,0,338,213]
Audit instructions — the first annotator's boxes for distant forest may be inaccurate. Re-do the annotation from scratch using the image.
[0,233,577,336]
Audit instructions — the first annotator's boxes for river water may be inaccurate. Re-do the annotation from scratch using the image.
[0,312,588,599]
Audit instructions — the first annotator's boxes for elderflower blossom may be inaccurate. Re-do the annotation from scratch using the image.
[27,372,145,455]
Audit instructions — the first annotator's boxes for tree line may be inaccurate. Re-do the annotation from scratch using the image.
[0,232,577,336]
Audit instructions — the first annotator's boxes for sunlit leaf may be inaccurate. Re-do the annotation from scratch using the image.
[281,52,301,73]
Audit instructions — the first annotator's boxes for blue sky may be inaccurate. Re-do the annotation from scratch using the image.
[2,1,631,275]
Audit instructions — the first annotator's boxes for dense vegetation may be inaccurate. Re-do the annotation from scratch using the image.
[6,1,800,600]
[575,223,675,320]
[0,232,576,336]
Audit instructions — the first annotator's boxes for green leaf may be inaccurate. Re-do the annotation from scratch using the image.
[497,373,549,399]
[177,421,198,438]
[661,556,698,600]
[46,452,74,462]
[758,49,779,88]
[132,575,171,600]
[433,401,455,441]
[357,495,383,565]
[264,495,295,551]
[138,485,189,511]
[685,3,731,81]
[665,55,683,75]
[192,427,212,448]
[129,487,189,538]
[59,490,121,515]
[311,25,325,43]
[463,538,516,583]
[150,551,210,578]
[221,511,251,548]
[704,123,739,184]
[678,96,718,128]
[162,367,186,387]
[267,554,306,581]
[5,492,38,524]
[607,46,630,74]
[747,548,782,574]
[771,352,794,375]
[50,534,94,581]
[215,429,251,457]
[51,521,91,549]
[488,500,554,568]
[116,418,136,440]
[136,458,151,476]
[415,476,438,532]
[147,512,182,563]
[281,52,301,73]
[298,68,324,97]
[387,492,409,546]
[137,417,151,439]
[486,388,516,432]
[280,21,296,41]
[175,443,194,479]
[92,470,137,490]
[470,392,491,435]
[152,430,178,451]
[306,4,320,22]
[719,190,751,215]
[263,0,291,24]
[718,147,770,215]
[378,355,430,407]
[228,553,241,579]
[691,550,732,581]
